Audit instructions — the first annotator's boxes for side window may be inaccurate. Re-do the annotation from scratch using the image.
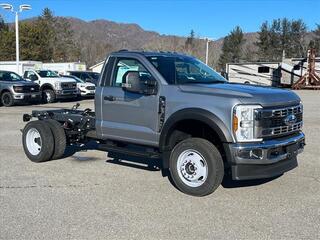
[23,71,29,78]
[258,66,270,73]
[112,58,151,87]
[25,71,38,80]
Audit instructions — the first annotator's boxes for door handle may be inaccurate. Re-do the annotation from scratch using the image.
[104,95,116,101]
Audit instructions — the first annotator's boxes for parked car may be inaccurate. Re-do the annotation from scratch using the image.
[23,70,78,103]
[66,71,100,85]
[62,75,95,97]
[0,70,41,107]
[22,51,305,196]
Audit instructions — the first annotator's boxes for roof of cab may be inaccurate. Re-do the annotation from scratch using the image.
[110,50,193,58]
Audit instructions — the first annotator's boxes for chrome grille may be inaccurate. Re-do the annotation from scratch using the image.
[256,104,303,138]
[61,82,76,89]
[272,105,303,117]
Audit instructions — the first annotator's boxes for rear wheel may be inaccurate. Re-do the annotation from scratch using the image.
[169,138,224,196]
[45,119,66,160]
[1,92,14,107]
[22,120,54,162]
[43,89,56,103]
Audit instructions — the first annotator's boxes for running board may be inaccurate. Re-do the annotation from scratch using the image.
[98,144,161,159]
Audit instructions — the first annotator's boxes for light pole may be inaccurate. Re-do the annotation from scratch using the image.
[199,37,214,65]
[204,37,213,65]
[0,3,31,74]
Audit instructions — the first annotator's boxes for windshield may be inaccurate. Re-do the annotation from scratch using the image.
[65,75,84,83]
[147,56,226,84]
[88,72,100,80]
[36,70,59,78]
[0,71,24,81]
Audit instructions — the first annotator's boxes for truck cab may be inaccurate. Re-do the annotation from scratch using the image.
[22,51,305,197]
[23,69,78,103]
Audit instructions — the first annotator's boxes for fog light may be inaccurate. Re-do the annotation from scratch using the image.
[238,149,263,159]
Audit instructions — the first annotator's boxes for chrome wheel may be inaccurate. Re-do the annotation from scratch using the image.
[26,128,42,155]
[45,91,52,102]
[176,149,208,187]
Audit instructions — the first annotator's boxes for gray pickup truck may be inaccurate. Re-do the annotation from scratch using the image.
[0,70,41,107]
[21,51,305,196]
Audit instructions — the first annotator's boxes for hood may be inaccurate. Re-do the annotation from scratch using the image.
[1,80,38,86]
[178,83,300,107]
[77,82,95,87]
[41,77,76,83]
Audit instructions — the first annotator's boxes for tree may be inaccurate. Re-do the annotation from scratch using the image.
[309,24,320,55]
[185,30,195,53]
[218,26,245,71]
[256,18,307,61]
[0,15,15,61]
[0,14,8,32]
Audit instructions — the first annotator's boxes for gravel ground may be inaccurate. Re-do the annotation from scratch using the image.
[0,91,319,240]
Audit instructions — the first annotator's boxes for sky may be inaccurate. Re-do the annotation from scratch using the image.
[1,0,319,39]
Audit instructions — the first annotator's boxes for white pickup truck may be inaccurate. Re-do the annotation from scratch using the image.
[23,70,78,103]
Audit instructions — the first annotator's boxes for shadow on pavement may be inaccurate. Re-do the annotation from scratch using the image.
[221,174,282,188]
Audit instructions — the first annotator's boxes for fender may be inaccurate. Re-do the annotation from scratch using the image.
[40,83,54,91]
[159,108,234,152]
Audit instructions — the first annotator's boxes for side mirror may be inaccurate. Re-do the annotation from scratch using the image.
[122,71,142,94]
[29,74,38,81]
[122,71,157,95]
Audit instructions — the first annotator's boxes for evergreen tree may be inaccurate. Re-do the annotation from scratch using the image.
[0,14,8,31]
[185,30,195,53]
[257,18,307,61]
[218,26,245,71]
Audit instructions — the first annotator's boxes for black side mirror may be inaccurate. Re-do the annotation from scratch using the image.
[29,75,38,81]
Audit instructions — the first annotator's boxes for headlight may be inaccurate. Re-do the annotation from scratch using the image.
[233,105,262,142]
[54,82,61,90]
[13,86,24,93]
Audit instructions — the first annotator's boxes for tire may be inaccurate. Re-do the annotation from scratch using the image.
[1,92,14,107]
[45,119,66,160]
[169,138,224,197]
[22,120,54,162]
[43,89,56,103]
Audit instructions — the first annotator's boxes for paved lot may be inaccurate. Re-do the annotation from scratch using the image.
[0,91,319,240]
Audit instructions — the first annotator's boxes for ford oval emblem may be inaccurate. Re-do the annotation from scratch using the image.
[284,114,297,126]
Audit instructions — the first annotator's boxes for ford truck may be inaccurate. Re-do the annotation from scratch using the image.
[21,51,305,196]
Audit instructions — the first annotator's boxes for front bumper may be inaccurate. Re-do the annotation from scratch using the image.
[55,89,78,99]
[225,132,305,180]
[80,89,95,96]
[13,92,41,102]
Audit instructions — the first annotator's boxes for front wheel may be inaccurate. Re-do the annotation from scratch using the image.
[169,138,224,196]
[42,89,56,103]
[1,92,14,107]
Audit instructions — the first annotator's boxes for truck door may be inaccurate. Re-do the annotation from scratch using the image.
[98,57,160,147]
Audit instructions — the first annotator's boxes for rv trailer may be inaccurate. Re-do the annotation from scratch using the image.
[226,61,303,87]
[226,62,282,86]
